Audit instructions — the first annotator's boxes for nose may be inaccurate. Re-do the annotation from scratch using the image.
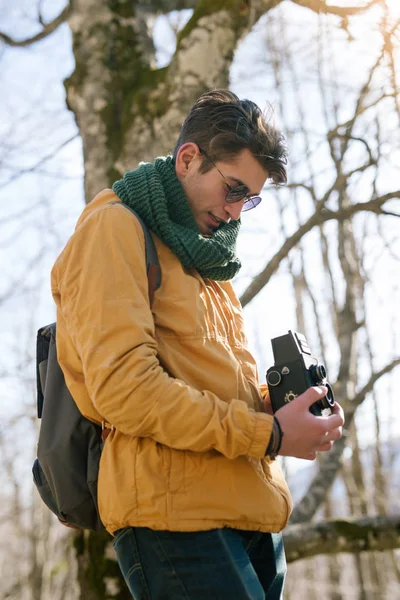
[223,199,245,221]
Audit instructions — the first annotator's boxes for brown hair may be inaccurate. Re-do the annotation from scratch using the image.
[173,89,288,185]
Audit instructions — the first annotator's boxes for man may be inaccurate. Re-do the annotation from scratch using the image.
[51,90,344,599]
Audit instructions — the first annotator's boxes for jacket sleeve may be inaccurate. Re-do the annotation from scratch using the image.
[52,203,273,460]
[259,383,273,415]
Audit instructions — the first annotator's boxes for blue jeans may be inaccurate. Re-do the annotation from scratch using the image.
[113,527,286,599]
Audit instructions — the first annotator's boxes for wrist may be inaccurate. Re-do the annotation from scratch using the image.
[265,416,284,460]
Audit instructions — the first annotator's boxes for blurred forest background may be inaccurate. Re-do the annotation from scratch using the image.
[0,1,399,599]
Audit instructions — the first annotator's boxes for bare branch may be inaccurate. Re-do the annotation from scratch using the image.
[342,135,375,164]
[0,4,70,47]
[328,192,400,219]
[286,183,318,202]
[0,203,42,227]
[327,93,396,140]
[0,134,79,191]
[290,0,376,18]
[289,357,400,524]
[350,358,400,409]
[137,0,197,11]
[0,246,48,305]
[284,514,400,563]
[380,210,400,217]
[240,192,400,307]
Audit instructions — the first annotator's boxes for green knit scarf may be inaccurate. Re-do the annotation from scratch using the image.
[112,156,241,281]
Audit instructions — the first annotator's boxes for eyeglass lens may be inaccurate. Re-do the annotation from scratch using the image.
[226,185,249,202]
[242,196,262,211]
[226,186,262,211]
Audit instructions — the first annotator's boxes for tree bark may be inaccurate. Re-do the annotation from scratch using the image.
[74,530,130,600]
[284,515,400,563]
[65,0,274,202]
[62,0,380,203]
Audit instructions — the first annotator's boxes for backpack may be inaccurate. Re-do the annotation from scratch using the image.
[32,206,161,530]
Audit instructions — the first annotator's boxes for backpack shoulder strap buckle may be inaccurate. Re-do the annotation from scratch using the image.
[101,420,114,442]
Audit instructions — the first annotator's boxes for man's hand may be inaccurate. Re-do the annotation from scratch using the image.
[275,386,344,461]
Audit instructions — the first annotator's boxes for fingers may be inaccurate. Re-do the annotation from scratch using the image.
[332,401,343,412]
[315,441,334,452]
[327,412,344,428]
[305,441,334,458]
[276,394,345,460]
[332,402,345,422]
[319,410,344,434]
[304,451,317,461]
[300,385,328,407]
[302,427,342,456]
[319,427,342,444]
[315,427,342,451]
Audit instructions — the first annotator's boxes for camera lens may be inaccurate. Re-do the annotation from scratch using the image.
[310,364,327,384]
[320,382,335,409]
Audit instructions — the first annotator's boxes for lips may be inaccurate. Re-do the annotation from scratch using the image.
[208,212,224,227]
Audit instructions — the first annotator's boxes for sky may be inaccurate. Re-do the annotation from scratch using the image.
[0,0,399,486]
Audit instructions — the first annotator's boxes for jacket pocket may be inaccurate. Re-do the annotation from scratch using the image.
[163,446,185,494]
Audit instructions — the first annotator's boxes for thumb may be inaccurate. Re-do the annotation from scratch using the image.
[298,385,328,408]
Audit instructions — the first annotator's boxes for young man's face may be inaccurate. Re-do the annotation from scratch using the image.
[175,143,268,236]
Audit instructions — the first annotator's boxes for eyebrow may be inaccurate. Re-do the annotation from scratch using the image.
[229,176,247,188]
[228,175,260,195]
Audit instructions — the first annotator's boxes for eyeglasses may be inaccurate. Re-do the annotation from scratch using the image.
[198,148,262,212]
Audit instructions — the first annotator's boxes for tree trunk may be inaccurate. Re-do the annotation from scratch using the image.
[65,0,262,203]
[74,530,130,600]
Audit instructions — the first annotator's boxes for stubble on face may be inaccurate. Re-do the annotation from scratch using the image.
[179,167,223,236]
[176,146,268,236]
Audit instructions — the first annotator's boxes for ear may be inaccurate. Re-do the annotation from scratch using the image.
[175,142,201,177]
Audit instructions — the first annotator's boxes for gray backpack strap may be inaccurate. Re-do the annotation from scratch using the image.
[112,202,161,304]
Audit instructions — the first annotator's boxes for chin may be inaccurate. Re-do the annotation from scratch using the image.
[196,222,212,236]
[200,225,217,237]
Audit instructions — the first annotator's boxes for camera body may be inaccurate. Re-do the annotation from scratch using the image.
[266,330,335,416]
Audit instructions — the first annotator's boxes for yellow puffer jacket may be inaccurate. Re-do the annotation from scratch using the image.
[51,190,292,535]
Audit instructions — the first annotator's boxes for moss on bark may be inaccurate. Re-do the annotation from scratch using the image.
[66,0,250,188]
[74,530,130,599]
[93,4,169,183]
[65,1,169,185]
[101,63,169,183]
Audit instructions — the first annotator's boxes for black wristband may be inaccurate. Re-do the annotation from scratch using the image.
[265,421,276,457]
[274,416,284,456]
[265,416,284,460]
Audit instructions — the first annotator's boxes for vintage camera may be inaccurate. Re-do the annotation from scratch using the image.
[266,330,335,416]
